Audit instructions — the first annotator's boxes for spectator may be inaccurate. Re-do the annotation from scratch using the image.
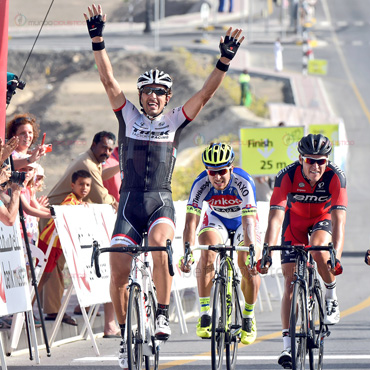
[40,131,119,335]
[274,38,283,72]
[35,170,92,326]
[239,69,251,107]
[102,146,120,202]
[6,114,48,170]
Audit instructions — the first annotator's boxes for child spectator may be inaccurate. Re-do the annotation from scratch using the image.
[36,170,92,325]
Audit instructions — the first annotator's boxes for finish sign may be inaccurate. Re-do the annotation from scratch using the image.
[240,126,304,176]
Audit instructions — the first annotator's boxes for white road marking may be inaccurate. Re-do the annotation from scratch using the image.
[73,354,370,362]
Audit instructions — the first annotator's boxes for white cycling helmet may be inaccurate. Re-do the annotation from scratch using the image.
[137,69,173,90]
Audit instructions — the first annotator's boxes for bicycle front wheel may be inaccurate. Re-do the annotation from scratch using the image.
[127,284,144,370]
[211,278,227,370]
[290,282,308,370]
[225,284,242,370]
[308,285,325,370]
[145,291,159,370]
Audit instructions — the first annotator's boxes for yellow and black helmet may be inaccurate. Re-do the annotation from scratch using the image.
[202,142,235,169]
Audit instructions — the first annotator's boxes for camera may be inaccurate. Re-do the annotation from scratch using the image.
[1,158,26,186]
[6,72,26,105]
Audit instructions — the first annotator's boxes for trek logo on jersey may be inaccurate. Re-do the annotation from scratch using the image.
[293,194,330,203]
[132,127,170,139]
[208,195,242,207]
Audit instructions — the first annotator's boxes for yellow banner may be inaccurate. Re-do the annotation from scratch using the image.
[240,126,304,176]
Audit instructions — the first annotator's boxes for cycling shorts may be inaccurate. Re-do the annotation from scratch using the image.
[198,208,261,248]
[281,209,332,264]
[111,191,175,246]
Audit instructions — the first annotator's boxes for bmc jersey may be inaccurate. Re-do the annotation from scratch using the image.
[186,167,257,228]
[270,161,347,218]
[114,100,191,192]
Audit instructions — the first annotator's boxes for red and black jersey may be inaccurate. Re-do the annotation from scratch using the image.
[270,161,347,219]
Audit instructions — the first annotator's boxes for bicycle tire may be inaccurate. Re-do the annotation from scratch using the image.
[290,282,308,370]
[127,284,144,370]
[225,283,242,370]
[211,268,227,370]
[308,285,325,370]
[145,291,159,370]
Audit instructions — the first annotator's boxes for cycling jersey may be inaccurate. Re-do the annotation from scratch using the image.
[270,161,347,218]
[270,161,347,258]
[114,99,191,192]
[186,167,258,230]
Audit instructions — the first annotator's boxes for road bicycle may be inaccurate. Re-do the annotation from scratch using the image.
[184,234,255,370]
[260,243,336,370]
[91,234,174,370]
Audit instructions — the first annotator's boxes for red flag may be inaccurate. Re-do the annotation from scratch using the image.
[0,0,9,140]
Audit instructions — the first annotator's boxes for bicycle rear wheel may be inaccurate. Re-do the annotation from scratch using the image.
[145,291,159,370]
[127,284,144,370]
[225,285,242,370]
[290,282,308,370]
[308,285,325,370]
[211,277,227,370]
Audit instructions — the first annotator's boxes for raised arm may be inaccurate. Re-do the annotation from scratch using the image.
[84,4,125,110]
[183,27,244,120]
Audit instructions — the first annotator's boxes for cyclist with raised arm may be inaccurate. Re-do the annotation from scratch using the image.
[258,134,347,368]
[84,4,244,369]
[180,143,261,345]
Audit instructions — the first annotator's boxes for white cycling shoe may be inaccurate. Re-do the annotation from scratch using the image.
[118,340,128,369]
[155,314,171,341]
[324,298,340,325]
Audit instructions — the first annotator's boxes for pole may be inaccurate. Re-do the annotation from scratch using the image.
[144,0,152,34]
[9,155,51,357]
[0,0,9,140]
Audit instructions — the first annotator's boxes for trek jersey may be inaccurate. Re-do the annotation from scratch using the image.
[114,99,191,192]
[186,167,258,229]
[270,161,347,218]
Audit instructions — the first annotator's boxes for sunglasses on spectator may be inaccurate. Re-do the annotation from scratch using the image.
[141,87,167,96]
[302,156,328,165]
[207,167,232,176]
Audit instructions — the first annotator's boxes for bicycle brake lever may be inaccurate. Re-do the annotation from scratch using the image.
[166,239,174,277]
[91,240,102,278]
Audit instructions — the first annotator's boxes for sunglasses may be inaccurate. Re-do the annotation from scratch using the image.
[141,87,167,96]
[207,167,231,176]
[302,156,328,165]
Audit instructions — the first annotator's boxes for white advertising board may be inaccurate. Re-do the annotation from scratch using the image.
[53,204,116,308]
[0,216,32,316]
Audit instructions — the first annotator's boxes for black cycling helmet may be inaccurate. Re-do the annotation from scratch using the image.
[202,142,235,169]
[297,134,332,156]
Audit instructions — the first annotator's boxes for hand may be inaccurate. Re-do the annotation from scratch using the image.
[327,258,343,276]
[247,264,259,276]
[365,250,370,265]
[84,4,106,40]
[0,165,11,184]
[28,145,46,163]
[37,195,49,207]
[219,27,244,61]
[178,254,194,273]
[0,136,19,163]
[256,256,272,274]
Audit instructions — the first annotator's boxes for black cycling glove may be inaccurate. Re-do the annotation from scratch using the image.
[86,14,105,39]
[219,35,241,60]
[365,250,370,265]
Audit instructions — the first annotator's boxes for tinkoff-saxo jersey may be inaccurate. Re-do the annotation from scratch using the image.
[186,167,257,228]
[114,100,191,192]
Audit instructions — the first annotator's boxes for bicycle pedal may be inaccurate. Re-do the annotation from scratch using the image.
[155,333,169,341]
[201,337,211,340]
[281,363,292,369]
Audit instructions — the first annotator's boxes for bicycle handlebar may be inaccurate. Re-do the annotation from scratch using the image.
[260,243,336,269]
[183,243,255,268]
[91,240,175,278]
